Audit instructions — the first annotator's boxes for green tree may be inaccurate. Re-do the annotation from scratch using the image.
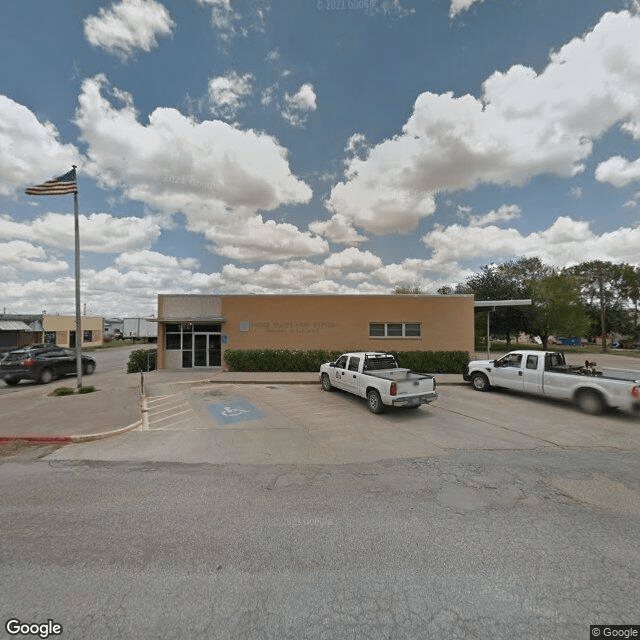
[527,272,590,350]
[567,261,631,350]
[620,264,640,339]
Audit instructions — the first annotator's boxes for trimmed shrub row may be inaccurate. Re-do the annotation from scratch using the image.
[127,348,157,373]
[223,349,470,374]
[391,350,470,374]
[223,349,346,373]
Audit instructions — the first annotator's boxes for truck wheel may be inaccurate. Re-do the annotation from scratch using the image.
[83,362,96,375]
[575,389,605,415]
[38,368,53,384]
[321,373,333,392]
[471,372,490,392]
[4,376,19,386]
[367,389,385,414]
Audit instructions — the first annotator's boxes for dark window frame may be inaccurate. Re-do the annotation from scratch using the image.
[368,322,422,338]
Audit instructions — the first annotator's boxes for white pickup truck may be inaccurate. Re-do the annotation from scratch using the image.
[320,352,438,413]
[464,350,640,415]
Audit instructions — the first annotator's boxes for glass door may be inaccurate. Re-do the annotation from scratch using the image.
[194,334,208,366]
[180,324,222,368]
[208,334,221,366]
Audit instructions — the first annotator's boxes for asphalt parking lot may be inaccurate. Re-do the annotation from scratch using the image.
[46,377,640,465]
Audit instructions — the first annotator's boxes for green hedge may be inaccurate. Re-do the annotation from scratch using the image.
[223,349,470,374]
[391,350,470,374]
[127,348,157,373]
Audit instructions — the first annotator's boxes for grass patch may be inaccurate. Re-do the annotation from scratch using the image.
[52,387,74,396]
[51,385,97,396]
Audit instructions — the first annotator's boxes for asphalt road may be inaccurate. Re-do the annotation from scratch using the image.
[1,448,638,640]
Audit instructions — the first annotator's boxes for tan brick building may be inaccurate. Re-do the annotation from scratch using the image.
[42,315,104,348]
[156,294,474,370]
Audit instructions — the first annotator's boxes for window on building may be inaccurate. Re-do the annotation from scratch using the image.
[369,323,422,338]
[369,323,385,337]
[44,331,56,344]
[165,324,181,350]
[194,323,221,332]
[405,323,421,337]
[83,330,93,342]
[387,323,403,336]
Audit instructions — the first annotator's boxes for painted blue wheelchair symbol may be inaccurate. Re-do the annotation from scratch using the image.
[206,401,264,425]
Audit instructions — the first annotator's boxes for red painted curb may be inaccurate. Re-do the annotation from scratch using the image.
[0,435,72,445]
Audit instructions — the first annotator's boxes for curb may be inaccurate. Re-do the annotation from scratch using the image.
[0,418,142,446]
[170,377,466,386]
[0,435,72,445]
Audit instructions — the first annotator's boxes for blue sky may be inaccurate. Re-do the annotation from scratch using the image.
[2,0,640,317]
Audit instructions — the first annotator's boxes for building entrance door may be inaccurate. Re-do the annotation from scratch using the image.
[192,333,221,367]
[174,322,222,368]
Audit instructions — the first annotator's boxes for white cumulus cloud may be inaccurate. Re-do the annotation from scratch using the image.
[281,83,317,127]
[449,0,483,18]
[74,75,319,261]
[328,10,640,236]
[208,71,254,119]
[84,0,175,60]
[0,212,161,253]
[468,204,522,227]
[595,155,640,187]
[203,215,329,262]
[0,241,68,278]
[0,95,80,197]
[422,216,640,270]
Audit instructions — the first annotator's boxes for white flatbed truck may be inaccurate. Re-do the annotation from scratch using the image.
[464,350,640,415]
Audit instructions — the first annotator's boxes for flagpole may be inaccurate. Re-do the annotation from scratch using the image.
[73,166,83,389]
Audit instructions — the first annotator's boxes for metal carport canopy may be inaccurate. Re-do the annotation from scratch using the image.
[474,299,533,358]
[474,299,532,308]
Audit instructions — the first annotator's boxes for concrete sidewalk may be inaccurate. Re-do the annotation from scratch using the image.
[0,368,464,444]
[0,375,143,445]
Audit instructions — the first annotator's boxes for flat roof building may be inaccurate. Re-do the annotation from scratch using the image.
[156,294,475,370]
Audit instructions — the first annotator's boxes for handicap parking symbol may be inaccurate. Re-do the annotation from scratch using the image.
[206,401,265,425]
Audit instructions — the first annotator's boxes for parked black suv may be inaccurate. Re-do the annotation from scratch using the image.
[0,344,96,386]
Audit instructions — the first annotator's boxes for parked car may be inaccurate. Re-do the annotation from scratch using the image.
[0,344,96,386]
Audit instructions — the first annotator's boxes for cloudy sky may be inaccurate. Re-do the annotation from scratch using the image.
[2,0,640,317]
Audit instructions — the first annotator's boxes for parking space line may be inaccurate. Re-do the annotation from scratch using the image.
[148,402,191,417]
[150,409,193,424]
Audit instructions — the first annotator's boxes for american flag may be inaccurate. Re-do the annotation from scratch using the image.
[25,167,77,196]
